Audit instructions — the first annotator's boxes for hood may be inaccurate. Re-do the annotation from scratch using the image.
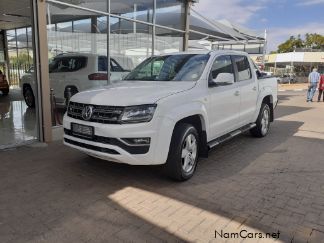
[71,81,196,106]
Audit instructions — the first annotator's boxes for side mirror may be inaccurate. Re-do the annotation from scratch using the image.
[210,73,234,86]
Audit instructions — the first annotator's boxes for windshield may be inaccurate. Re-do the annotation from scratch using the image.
[124,54,210,81]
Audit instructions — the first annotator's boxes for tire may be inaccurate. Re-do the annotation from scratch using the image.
[2,88,9,96]
[24,87,35,108]
[250,103,271,138]
[164,123,199,181]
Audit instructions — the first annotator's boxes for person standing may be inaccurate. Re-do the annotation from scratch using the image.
[307,67,320,102]
[318,72,324,102]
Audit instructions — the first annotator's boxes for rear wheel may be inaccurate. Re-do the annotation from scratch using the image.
[24,87,35,108]
[250,103,271,137]
[164,123,199,181]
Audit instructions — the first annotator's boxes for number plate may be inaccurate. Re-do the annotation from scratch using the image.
[71,123,94,138]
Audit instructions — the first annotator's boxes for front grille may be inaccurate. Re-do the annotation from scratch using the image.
[67,101,124,124]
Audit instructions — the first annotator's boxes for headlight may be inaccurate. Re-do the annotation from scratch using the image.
[121,105,157,123]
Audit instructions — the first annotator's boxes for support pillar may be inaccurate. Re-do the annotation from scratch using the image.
[183,1,191,51]
[31,0,52,142]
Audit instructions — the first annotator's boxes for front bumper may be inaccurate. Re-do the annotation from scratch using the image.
[63,114,175,165]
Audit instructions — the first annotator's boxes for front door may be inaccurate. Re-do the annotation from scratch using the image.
[208,55,241,141]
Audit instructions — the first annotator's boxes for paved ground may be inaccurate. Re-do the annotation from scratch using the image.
[1,91,324,243]
[278,83,308,91]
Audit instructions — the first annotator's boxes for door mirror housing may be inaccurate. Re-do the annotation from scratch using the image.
[210,73,235,86]
[256,70,267,79]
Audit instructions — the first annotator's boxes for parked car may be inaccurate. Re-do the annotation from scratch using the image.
[277,74,296,84]
[63,51,278,181]
[0,72,9,96]
[20,53,130,107]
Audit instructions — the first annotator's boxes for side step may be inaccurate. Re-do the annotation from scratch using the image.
[207,123,256,149]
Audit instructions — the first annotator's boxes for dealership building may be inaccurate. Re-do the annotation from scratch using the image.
[0,0,265,148]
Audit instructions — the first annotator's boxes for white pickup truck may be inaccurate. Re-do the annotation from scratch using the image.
[63,51,278,181]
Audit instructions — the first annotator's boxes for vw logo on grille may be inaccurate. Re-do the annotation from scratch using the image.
[81,105,94,121]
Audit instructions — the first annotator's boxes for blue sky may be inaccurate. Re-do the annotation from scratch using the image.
[193,0,324,52]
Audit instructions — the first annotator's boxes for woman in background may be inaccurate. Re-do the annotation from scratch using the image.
[318,72,324,102]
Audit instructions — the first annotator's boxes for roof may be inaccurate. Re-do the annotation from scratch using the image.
[265,52,324,63]
[156,50,249,56]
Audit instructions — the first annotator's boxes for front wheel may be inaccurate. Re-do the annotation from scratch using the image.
[164,123,199,181]
[250,103,271,137]
[24,87,35,108]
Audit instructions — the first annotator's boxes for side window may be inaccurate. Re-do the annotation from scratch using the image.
[98,56,108,71]
[49,57,87,73]
[110,59,124,72]
[209,55,234,84]
[233,56,252,81]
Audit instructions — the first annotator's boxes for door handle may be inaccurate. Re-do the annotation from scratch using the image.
[252,86,257,91]
[234,91,240,96]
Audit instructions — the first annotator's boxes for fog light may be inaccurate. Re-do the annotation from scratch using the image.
[121,137,151,145]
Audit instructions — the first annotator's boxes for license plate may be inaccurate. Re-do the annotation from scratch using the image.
[71,123,94,138]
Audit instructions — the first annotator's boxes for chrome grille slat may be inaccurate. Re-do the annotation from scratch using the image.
[67,102,124,124]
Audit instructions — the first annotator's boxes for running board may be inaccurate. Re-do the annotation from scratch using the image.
[207,123,256,149]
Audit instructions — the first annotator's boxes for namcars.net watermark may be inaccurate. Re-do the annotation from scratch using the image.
[215,229,280,240]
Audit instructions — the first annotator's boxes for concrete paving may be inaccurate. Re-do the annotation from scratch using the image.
[1,91,324,242]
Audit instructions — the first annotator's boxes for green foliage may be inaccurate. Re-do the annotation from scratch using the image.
[10,53,33,66]
[304,33,324,49]
[277,33,324,53]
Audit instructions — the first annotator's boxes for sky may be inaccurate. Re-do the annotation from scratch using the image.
[193,0,324,52]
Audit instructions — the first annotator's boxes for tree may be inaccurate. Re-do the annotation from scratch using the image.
[304,33,324,49]
[277,35,303,53]
[276,33,324,53]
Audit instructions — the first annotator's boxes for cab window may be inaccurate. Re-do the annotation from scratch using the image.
[233,55,252,81]
[209,55,235,85]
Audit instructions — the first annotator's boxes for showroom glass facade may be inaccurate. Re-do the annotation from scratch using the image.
[6,28,34,87]
[44,0,189,128]
[2,0,215,145]
[46,0,186,71]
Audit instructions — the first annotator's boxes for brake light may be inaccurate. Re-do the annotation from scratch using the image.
[88,73,108,80]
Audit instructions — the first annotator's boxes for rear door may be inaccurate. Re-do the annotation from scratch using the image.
[232,55,258,126]
[208,55,241,140]
[49,57,66,102]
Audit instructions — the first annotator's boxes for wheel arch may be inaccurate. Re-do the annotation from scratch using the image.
[261,95,274,122]
[174,114,208,158]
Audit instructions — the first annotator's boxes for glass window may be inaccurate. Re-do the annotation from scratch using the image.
[156,0,185,30]
[155,27,183,54]
[57,21,72,32]
[73,19,91,33]
[98,56,126,72]
[233,56,252,81]
[98,56,108,71]
[210,55,234,80]
[111,58,125,72]
[49,56,87,73]
[124,54,210,81]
